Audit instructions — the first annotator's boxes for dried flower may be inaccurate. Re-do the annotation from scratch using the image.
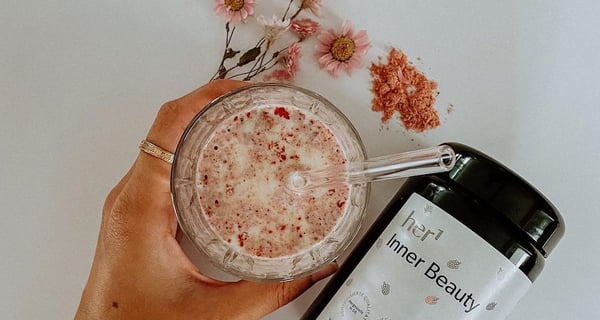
[265,69,293,82]
[316,21,370,77]
[291,18,320,39]
[214,0,256,23]
[300,0,322,16]
[210,0,327,81]
[257,15,291,45]
[265,42,303,82]
[286,42,302,77]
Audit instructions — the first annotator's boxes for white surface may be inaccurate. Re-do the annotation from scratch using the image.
[1,0,599,319]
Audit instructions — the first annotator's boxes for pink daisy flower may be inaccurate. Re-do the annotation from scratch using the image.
[265,42,303,82]
[214,0,255,23]
[300,0,322,16]
[316,21,370,77]
[291,18,320,39]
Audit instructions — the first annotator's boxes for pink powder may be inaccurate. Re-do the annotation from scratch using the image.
[370,48,440,132]
[198,105,349,258]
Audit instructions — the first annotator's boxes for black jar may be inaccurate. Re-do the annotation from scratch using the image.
[302,142,565,319]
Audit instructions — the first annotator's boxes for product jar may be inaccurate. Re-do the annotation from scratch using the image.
[302,142,565,319]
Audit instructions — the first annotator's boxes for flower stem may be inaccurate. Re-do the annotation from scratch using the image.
[243,45,290,80]
[211,23,237,80]
[255,37,265,48]
[282,0,295,20]
[289,1,305,20]
[227,58,280,80]
[244,43,270,80]
[244,38,268,80]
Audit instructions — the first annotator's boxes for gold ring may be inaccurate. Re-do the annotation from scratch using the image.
[139,140,174,164]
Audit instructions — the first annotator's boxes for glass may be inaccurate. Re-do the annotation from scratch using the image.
[170,83,371,281]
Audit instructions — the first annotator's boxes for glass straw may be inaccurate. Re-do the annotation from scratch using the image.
[287,144,456,192]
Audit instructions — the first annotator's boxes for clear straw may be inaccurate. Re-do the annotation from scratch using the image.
[286,145,456,192]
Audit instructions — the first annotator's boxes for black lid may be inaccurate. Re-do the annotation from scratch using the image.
[438,142,565,257]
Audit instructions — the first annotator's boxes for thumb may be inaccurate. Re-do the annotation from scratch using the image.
[226,263,338,319]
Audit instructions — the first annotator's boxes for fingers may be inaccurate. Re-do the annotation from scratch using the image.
[146,79,250,155]
[222,263,338,319]
[102,165,135,218]
[110,80,249,230]
[110,169,178,233]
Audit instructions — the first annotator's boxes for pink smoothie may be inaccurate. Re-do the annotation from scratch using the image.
[197,104,349,258]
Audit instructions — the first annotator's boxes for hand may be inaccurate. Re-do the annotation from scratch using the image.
[75,80,337,320]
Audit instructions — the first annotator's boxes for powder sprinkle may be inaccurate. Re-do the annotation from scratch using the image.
[370,48,440,132]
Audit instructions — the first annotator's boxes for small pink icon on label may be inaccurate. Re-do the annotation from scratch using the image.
[425,296,439,305]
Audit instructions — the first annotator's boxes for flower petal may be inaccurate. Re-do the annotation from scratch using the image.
[240,9,249,20]
[348,55,363,68]
[353,30,370,47]
[329,63,344,77]
[215,5,226,14]
[317,30,336,44]
[341,21,354,37]
[344,66,353,76]
[318,53,334,65]
[245,5,255,16]
[326,60,340,72]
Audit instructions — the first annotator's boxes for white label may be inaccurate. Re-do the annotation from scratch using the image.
[316,193,532,320]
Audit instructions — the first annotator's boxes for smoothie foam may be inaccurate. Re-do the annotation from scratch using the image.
[197,104,349,258]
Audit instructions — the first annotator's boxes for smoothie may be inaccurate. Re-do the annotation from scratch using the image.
[197,104,349,258]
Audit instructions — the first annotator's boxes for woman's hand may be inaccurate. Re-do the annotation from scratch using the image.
[75,80,337,320]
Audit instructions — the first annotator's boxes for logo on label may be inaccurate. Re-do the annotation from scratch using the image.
[401,210,444,241]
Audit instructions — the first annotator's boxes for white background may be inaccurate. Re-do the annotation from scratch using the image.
[1,0,599,319]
